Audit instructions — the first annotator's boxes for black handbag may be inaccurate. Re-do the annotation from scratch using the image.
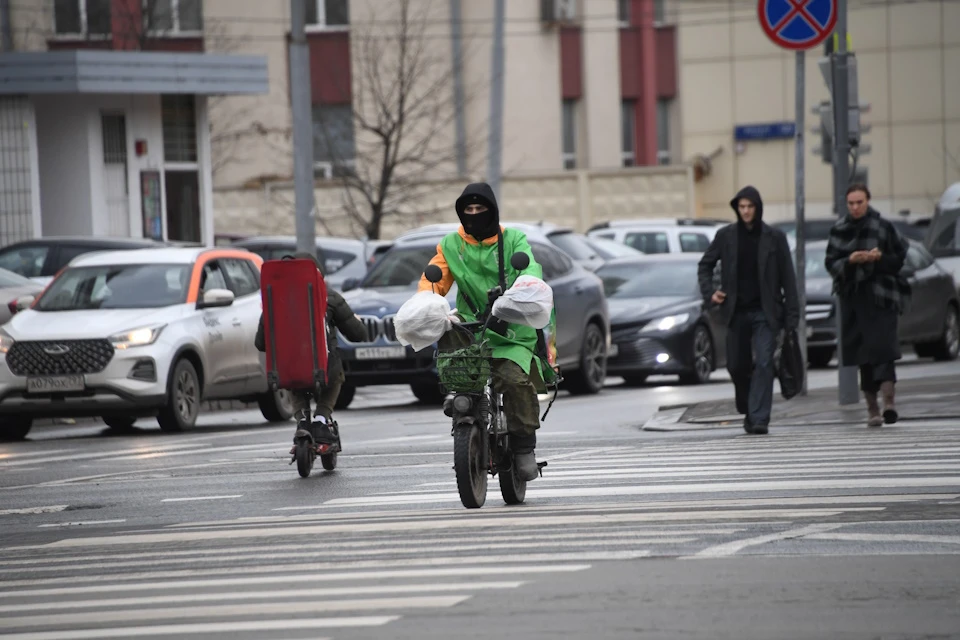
[778,328,804,400]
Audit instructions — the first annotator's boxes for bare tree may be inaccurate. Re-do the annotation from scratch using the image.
[314,0,485,240]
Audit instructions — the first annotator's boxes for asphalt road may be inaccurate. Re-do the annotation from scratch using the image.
[1,359,959,639]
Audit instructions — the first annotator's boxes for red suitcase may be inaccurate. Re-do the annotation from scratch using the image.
[261,258,329,393]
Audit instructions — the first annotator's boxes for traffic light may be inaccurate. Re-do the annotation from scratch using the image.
[813,54,871,164]
[811,101,833,164]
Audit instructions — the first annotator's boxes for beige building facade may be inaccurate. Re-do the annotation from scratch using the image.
[678,0,960,224]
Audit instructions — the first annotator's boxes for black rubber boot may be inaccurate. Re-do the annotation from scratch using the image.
[511,433,538,481]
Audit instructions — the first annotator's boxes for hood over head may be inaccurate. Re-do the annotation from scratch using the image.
[730,185,764,230]
[455,182,500,241]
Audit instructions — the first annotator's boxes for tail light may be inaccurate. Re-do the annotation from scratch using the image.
[8,299,18,316]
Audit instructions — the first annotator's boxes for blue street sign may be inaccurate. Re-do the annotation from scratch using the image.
[758,0,837,51]
[734,122,797,141]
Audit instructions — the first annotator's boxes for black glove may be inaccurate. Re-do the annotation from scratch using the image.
[488,316,510,336]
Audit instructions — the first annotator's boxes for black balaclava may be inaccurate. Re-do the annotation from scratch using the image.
[455,182,501,241]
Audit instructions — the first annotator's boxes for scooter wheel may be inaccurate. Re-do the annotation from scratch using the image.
[320,451,337,471]
[295,440,315,478]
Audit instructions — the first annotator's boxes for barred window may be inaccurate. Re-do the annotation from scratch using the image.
[161,95,197,163]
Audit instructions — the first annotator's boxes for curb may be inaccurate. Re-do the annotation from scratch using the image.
[642,405,960,431]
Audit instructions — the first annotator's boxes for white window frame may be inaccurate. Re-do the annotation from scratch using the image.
[143,0,204,38]
[52,0,112,40]
[305,0,350,32]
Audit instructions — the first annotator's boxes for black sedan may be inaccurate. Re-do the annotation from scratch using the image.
[801,239,960,367]
[597,254,726,385]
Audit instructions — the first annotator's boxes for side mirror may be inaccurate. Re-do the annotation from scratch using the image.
[197,288,235,309]
[341,278,360,292]
[14,295,35,312]
[510,252,530,271]
[424,264,443,283]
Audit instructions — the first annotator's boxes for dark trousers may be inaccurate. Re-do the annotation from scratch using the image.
[726,308,777,426]
[859,362,896,394]
[438,329,540,439]
[292,369,345,422]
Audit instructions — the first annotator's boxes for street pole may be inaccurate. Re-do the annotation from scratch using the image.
[449,0,468,177]
[290,0,317,255]
[832,0,859,405]
[794,50,808,396]
[487,0,505,201]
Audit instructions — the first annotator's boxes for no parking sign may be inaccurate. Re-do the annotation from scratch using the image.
[758,0,837,50]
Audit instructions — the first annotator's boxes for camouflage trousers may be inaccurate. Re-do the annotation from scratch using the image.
[438,329,541,437]
[292,369,345,422]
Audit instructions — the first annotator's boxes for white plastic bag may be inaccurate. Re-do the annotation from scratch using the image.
[394,291,454,352]
[491,275,554,329]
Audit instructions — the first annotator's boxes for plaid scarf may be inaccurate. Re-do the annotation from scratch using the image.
[825,208,911,312]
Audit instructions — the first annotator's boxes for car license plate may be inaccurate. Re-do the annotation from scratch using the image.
[355,346,406,360]
[607,344,619,358]
[26,375,84,393]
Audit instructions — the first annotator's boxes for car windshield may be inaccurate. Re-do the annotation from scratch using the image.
[36,264,192,311]
[585,237,642,260]
[0,267,35,288]
[597,261,699,299]
[361,246,439,288]
[548,232,597,261]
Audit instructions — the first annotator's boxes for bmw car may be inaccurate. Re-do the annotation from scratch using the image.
[335,224,612,407]
[597,254,727,385]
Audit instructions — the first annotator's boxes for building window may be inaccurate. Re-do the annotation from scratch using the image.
[145,0,204,34]
[656,98,671,165]
[561,99,577,170]
[653,0,666,24]
[161,95,198,163]
[54,0,111,37]
[312,105,356,179]
[621,100,635,167]
[617,0,629,26]
[306,0,349,28]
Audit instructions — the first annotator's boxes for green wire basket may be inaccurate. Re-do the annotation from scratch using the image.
[435,341,492,393]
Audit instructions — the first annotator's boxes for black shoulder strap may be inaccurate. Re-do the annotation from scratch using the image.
[497,228,506,292]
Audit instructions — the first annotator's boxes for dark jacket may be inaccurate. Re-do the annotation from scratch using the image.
[254,254,367,380]
[697,186,800,333]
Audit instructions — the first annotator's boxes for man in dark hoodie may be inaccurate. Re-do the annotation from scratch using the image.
[698,186,800,434]
[255,251,367,445]
[417,182,556,481]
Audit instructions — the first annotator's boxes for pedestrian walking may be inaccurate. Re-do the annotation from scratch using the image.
[825,184,910,427]
[698,186,800,434]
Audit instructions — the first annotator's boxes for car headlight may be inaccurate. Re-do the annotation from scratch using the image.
[0,328,14,354]
[109,325,165,349]
[640,313,690,333]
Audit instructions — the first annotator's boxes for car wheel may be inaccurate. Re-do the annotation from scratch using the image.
[158,358,201,432]
[807,346,834,369]
[678,324,714,385]
[0,416,32,441]
[334,384,356,410]
[103,416,137,432]
[621,374,648,387]
[565,322,607,395]
[931,305,960,361]
[411,381,445,405]
[258,388,295,423]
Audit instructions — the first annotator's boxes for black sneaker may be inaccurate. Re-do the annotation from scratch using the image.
[310,420,339,445]
[743,416,754,434]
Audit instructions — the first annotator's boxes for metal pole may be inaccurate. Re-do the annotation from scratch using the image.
[832,0,859,405]
[449,0,467,177]
[794,50,808,396]
[487,0,505,200]
[0,0,12,52]
[290,0,317,255]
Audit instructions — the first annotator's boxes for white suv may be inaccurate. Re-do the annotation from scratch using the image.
[0,247,293,440]
[586,219,725,254]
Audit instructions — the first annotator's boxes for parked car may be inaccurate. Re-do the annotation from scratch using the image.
[390,222,611,272]
[586,219,723,254]
[925,181,960,294]
[596,254,727,386]
[800,239,959,368]
[336,224,611,407]
[581,235,644,261]
[0,268,45,325]
[0,247,294,441]
[774,217,927,247]
[0,237,167,287]
[231,235,389,291]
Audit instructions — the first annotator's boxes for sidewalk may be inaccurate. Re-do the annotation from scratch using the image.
[645,375,960,431]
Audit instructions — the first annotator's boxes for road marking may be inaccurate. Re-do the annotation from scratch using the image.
[0,564,592,598]
[37,520,126,528]
[689,523,845,559]
[0,581,524,613]
[1,595,472,629]
[161,495,243,502]
[0,506,69,516]
[805,533,960,545]
[0,617,393,640]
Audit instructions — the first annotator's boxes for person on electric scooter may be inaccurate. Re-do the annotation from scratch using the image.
[418,182,556,482]
[254,251,367,445]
